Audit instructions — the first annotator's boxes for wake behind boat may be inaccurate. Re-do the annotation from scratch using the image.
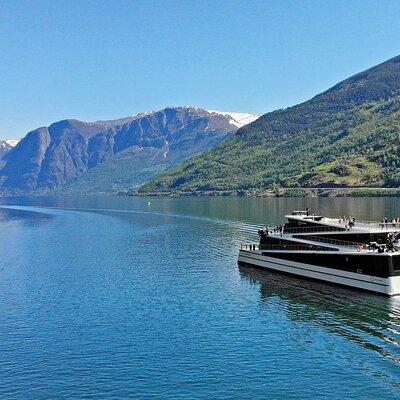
[238,211,400,296]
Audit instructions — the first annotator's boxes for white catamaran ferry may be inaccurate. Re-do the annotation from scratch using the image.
[238,211,400,296]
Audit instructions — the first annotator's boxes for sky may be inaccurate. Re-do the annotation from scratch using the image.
[1,0,400,139]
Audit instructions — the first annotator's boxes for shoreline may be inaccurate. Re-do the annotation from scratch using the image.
[3,187,400,198]
[133,187,400,198]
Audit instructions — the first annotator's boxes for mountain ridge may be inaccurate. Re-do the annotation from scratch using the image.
[0,106,258,194]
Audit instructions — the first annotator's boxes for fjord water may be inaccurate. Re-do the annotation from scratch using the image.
[0,196,399,399]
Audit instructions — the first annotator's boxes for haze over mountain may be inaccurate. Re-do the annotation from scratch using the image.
[140,55,400,194]
[0,107,258,194]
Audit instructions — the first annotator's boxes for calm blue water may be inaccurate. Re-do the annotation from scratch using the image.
[0,196,399,399]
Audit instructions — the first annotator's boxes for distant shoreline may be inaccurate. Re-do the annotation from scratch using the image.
[133,187,400,198]
[3,187,400,198]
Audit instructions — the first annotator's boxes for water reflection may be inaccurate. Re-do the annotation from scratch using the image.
[239,265,400,367]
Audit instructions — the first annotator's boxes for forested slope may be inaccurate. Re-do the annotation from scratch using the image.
[140,55,400,193]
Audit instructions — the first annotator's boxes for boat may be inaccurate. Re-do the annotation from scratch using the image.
[238,211,400,296]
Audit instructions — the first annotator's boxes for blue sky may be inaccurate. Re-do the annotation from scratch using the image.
[1,0,400,138]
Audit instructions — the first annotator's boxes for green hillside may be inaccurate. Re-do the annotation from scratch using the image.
[139,56,400,194]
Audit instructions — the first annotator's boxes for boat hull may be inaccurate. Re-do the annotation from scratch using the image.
[238,250,400,296]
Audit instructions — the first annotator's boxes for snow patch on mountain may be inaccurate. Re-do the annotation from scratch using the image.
[0,139,19,149]
[4,139,20,147]
[205,110,259,128]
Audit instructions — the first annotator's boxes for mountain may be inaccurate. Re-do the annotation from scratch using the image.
[139,55,400,194]
[0,107,258,194]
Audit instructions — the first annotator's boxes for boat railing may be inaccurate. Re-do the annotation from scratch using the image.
[321,217,400,231]
[292,234,364,248]
[357,222,400,230]
[240,243,338,252]
[268,225,345,234]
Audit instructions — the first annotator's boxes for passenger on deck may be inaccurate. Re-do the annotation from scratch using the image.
[258,229,269,247]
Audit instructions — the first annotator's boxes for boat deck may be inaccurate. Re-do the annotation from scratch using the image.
[268,232,364,252]
[286,215,400,234]
[244,229,400,254]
